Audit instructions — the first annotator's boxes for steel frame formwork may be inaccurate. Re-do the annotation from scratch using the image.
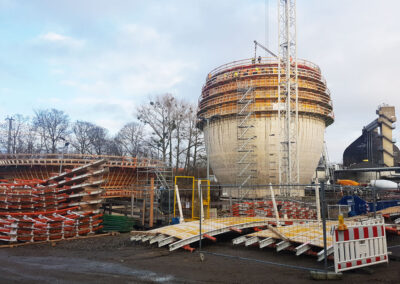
[0,160,107,243]
[131,217,273,251]
[232,220,335,261]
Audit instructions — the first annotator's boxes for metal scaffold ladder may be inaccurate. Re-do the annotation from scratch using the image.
[236,81,257,199]
[153,165,173,190]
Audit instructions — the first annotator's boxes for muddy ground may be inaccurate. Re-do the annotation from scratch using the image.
[0,233,399,283]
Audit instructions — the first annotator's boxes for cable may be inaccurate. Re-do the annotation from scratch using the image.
[198,250,327,272]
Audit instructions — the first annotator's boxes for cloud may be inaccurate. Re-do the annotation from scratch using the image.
[37,32,85,49]
[3,0,400,163]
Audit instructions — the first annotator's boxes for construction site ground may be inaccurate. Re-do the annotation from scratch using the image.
[0,233,399,284]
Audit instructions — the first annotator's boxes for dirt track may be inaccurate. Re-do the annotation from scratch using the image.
[0,233,399,283]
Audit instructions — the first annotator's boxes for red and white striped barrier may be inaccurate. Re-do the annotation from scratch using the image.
[333,218,388,273]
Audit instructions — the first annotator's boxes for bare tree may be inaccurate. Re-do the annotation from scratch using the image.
[32,109,70,153]
[89,125,108,155]
[104,138,124,156]
[137,94,176,163]
[136,94,206,174]
[115,122,144,157]
[10,114,33,154]
[173,100,191,171]
[71,121,95,154]
[0,120,9,153]
[24,123,39,154]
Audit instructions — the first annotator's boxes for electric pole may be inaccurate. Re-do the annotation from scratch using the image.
[6,117,14,154]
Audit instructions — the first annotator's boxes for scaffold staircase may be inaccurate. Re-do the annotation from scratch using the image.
[135,162,173,190]
[154,165,173,190]
[236,81,257,199]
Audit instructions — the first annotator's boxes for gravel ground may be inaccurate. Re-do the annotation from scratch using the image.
[0,233,399,283]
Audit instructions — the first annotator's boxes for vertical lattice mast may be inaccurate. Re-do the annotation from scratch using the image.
[278,0,299,185]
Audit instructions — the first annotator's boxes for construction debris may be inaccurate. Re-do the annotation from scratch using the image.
[232,200,317,219]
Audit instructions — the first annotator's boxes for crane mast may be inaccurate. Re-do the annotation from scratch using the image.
[277,0,299,187]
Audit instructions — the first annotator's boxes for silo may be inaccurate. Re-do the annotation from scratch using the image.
[197,57,334,187]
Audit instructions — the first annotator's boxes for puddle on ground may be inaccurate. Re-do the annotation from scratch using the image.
[0,253,175,283]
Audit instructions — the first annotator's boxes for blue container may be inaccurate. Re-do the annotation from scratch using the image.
[338,195,400,216]
[171,217,180,224]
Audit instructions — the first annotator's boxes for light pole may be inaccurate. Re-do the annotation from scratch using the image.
[200,115,221,181]
[206,118,210,182]
[5,117,14,155]
[199,117,210,182]
[59,141,70,174]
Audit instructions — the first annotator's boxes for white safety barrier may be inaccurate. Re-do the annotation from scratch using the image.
[333,219,388,273]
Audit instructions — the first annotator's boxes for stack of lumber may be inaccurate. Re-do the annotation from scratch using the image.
[101,214,135,232]
[0,160,107,243]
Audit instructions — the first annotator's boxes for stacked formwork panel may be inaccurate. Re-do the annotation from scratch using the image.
[232,200,317,220]
[0,160,107,243]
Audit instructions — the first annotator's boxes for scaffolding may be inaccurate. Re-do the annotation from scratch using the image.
[236,80,257,198]
[198,58,333,125]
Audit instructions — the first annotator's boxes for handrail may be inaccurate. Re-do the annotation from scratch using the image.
[0,153,167,168]
[206,57,321,79]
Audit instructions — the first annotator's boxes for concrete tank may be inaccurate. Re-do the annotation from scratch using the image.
[197,58,334,186]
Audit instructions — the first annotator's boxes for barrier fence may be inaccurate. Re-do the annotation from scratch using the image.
[131,180,392,273]
[185,182,388,272]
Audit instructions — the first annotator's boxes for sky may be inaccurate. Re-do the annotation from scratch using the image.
[0,0,400,163]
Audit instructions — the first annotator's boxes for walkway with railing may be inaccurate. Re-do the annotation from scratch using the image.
[0,153,165,169]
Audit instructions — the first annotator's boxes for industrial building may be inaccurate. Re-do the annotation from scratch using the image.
[343,105,399,168]
[197,58,334,190]
[336,105,400,183]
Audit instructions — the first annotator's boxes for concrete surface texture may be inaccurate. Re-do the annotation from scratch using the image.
[204,115,325,186]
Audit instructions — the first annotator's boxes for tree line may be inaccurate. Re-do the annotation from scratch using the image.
[0,94,206,173]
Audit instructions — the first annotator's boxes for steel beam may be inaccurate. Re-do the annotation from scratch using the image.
[169,220,271,251]
[158,236,177,247]
[295,243,311,256]
[141,235,153,242]
[259,237,275,248]
[317,246,333,262]
[276,241,291,252]
[149,234,167,244]
[232,236,247,245]
[245,236,259,246]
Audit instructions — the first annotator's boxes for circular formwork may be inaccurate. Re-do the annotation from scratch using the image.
[197,57,334,186]
[0,154,163,197]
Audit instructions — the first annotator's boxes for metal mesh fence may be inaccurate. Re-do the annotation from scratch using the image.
[128,179,395,272]
[181,182,387,271]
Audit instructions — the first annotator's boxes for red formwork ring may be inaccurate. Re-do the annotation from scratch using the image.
[0,206,79,216]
